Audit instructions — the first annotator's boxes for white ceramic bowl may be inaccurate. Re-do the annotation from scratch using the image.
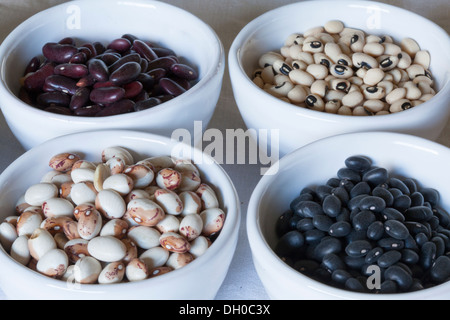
[247,131,450,300]
[0,0,224,150]
[229,0,450,156]
[0,130,240,300]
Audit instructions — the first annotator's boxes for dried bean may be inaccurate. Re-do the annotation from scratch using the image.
[109,62,141,86]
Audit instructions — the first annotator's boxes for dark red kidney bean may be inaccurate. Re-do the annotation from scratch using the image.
[107,38,132,53]
[96,99,135,117]
[23,62,55,92]
[44,75,78,95]
[54,63,89,79]
[159,77,186,97]
[70,87,91,111]
[93,42,106,55]
[170,63,198,80]
[99,52,121,66]
[42,42,78,64]
[44,105,72,115]
[78,46,93,60]
[140,58,148,73]
[69,52,88,64]
[134,97,161,111]
[108,53,141,73]
[170,76,191,90]
[136,73,155,91]
[109,62,141,86]
[76,75,96,88]
[93,81,115,89]
[36,92,71,107]
[133,90,149,102]
[147,68,166,82]
[81,43,97,57]
[155,94,175,103]
[88,59,110,82]
[152,47,176,58]
[123,81,143,99]
[58,37,76,46]
[121,34,138,43]
[133,40,158,62]
[24,56,41,75]
[18,87,35,105]
[147,57,176,72]
[74,104,103,117]
[90,86,125,105]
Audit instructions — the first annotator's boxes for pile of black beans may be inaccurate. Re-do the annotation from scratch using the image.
[19,35,198,117]
[275,155,450,294]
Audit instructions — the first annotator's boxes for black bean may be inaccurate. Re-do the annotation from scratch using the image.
[322,195,342,218]
[344,256,366,270]
[304,229,326,245]
[388,177,410,195]
[313,214,334,232]
[294,259,319,275]
[431,236,446,257]
[434,208,450,228]
[332,269,353,284]
[296,200,324,218]
[378,250,402,268]
[365,247,383,264]
[344,155,372,172]
[367,221,385,241]
[379,280,398,293]
[359,196,386,213]
[348,194,369,211]
[345,277,366,292]
[337,168,361,182]
[362,167,388,186]
[274,230,305,258]
[350,181,371,198]
[410,192,424,207]
[420,241,437,270]
[384,265,413,291]
[382,207,405,222]
[327,178,340,188]
[322,253,346,272]
[372,187,395,207]
[405,206,433,222]
[345,240,372,257]
[314,237,342,260]
[328,221,352,237]
[384,220,410,240]
[430,256,450,283]
[331,186,349,205]
[352,210,376,231]
[378,238,404,250]
[275,210,293,237]
[296,218,314,232]
[420,188,440,207]
[401,248,420,265]
[402,178,418,194]
[393,194,412,212]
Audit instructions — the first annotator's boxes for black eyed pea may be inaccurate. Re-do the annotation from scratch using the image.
[407,64,426,80]
[70,181,98,206]
[385,87,407,104]
[382,43,402,56]
[377,80,395,95]
[179,214,203,241]
[325,99,341,114]
[101,146,134,166]
[291,59,308,70]
[400,38,421,57]
[126,258,149,282]
[273,59,293,75]
[10,235,31,265]
[330,64,353,79]
[280,46,291,58]
[289,69,315,87]
[413,50,431,70]
[305,94,325,111]
[304,26,324,37]
[98,261,125,284]
[337,105,353,115]
[74,255,102,284]
[306,64,328,80]
[363,42,385,57]
[166,252,194,270]
[24,183,59,207]
[285,33,302,46]
[330,79,350,92]
[352,106,374,116]
[363,68,384,86]
[258,51,284,68]
[310,80,328,97]
[419,93,435,102]
[189,236,211,258]
[16,210,42,237]
[313,53,332,69]
[389,98,413,113]
[397,52,412,69]
[159,231,191,253]
[325,89,346,102]
[0,222,18,252]
[379,55,399,71]
[362,85,385,100]
[324,20,344,34]
[302,37,324,53]
[417,81,435,96]
[316,32,335,44]
[127,225,161,250]
[36,248,69,278]
[413,75,433,86]
[28,228,57,260]
[335,53,353,67]
[349,32,365,53]
[342,90,364,108]
[352,53,378,70]
[154,188,183,215]
[363,99,386,113]
[200,208,225,237]
[252,76,264,88]
[266,81,295,97]
[324,43,342,61]
[139,246,169,270]
[87,235,127,262]
[95,189,126,219]
[403,82,422,100]
[287,85,308,103]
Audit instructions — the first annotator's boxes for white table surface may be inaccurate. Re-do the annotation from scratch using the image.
[0,0,448,300]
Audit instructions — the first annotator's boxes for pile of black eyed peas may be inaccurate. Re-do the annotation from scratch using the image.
[253,20,436,116]
[275,155,450,294]
[19,35,198,117]
[0,147,225,284]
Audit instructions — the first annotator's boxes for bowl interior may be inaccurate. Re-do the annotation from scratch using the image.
[249,132,450,298]
[237,0,450,91]
[0,130,239,297]
[0,0,221,103]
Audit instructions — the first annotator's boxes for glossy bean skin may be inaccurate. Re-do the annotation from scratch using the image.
[44,75,79,95]
[23,62,55,92]
[70,87,91,111]
[73,104,103,117]
[90,87,125,105]
[54,63,89,79]
[170,63,198,81]
[95,99,135,117]
[24,56,41,75]
[88,59,110,82]
[36,92,71,107]
[109,62,141,86]
[134,97,162,112]
[133,40,158,62]
[107,38,132,53]
[159,78,187,97]
[42,43,78,64]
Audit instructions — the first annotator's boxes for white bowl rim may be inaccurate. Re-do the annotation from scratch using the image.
[0,0,225,122]
[229,0,450,124]
[0,129,240,295]
[247,131,450,299]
